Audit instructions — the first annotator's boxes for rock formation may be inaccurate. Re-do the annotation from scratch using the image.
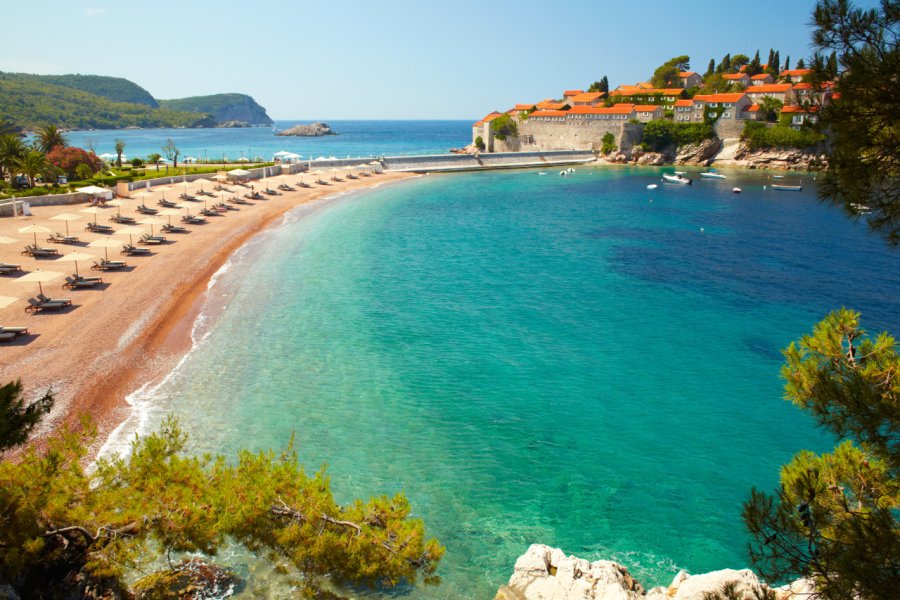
[497,545,817,600]
[674,138,723,166]
[276,122,337,137]
[713,145,826,171]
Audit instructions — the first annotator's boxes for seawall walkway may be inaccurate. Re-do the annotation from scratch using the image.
[382,150,596,173]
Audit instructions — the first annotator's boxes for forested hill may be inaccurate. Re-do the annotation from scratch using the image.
[17,73,160,107]
[158,94,273,125]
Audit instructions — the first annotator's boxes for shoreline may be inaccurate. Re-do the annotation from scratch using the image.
[0,171,416,459]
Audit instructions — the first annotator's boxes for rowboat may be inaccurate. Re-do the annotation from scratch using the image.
[700,172,726,180]
[662,173,692,185]
[771,184,803,191]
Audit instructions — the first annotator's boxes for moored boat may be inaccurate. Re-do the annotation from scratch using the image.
[771,184,803,191]
[662,173,692,185]
[700,171,726,180]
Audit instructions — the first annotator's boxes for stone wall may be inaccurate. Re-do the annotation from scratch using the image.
[494,121,644,155]
[0,193,91,216]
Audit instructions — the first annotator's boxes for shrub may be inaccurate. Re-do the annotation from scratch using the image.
[131,157,143,167]
[741,121,825,150]
[642,121,714,151]
[601,132,617,154]
[474,136,485,150]
[46,146,101,178]
[74,164,93,180]
[490,115,518,141]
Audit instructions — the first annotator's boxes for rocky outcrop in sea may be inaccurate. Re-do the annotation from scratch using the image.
[496,544,816,600]
[276,122,337,137]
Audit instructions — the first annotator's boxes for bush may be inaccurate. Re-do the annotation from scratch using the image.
[474,136,485,150]
[46,146,101,178]
[490,115,518,141]
[642,121,714,151]
[741,121,825,150]
[131,157,143,167]
[601,132,617,154]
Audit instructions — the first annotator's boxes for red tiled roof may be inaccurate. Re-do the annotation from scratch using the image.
[634,104,662,112]
[540,102,567,110]
[482,112,503,122]
[693,93,748,103]
[679,71,697,77]
[567,104,636,115]
[473,120,483,127]
[723,73,748,80]
[536,99,556,109]
[751,74,772,80]
[781,105,819,113]
[674,99,694,107]
[747,104,760,112]
[780,69,813,77]
[747,84,792,93]
[530,110,569,117]
[514,103,536,110]
[571,92,603,103]
[563,89,583,97]
[611,88,682,96]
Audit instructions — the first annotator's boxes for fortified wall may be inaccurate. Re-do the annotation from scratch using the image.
[492,122,643,155]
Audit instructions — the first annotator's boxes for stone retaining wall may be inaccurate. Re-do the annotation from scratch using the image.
[0,193,91,216]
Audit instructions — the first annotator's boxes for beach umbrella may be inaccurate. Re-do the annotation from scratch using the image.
[18,225,52,246]
[0,235,18,245]
[113,226,145,246]
[0,295,19,309]
[212,174,229,182]
[105,199,126,216]
[157,208,182,225]
[137,217,166,236]
[16,269,63,297]
[76,185,111,197]
[130,190,154,200]
[87,238,121,261]
[49,212,83,236]
[55,251,96,277]
[80,206,109,224]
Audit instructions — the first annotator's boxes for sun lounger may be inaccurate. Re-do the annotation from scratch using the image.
[26,297,69,312]
[0,332,15,342]
[22,245,60,258]
[278,184,295,191]
[161,224,188,233]
[38,293,72,305]
[74,273,102,283]
[64,275,101,289]
[136,204,159,215]
[298,181,311,187]
[0,262,22,274]
[263,188,280,196]
[121,244,151,256]
[179,193,200,202]
[197,189,215,197]
[158,198,178,208]
[139,234,165,244]
[0,326,28,341]
[182,215,206,224]
[48,232,80,244]
[86,223,114,234]
[92,260,127,270]
[219,202,239,211]
[110,215,136,224]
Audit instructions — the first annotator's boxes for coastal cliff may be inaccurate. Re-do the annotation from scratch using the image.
[603,139,824,171]
[496,545,815,600]
[158,93,273,126]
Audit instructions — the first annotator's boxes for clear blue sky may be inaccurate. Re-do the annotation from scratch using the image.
[0,0,879,120]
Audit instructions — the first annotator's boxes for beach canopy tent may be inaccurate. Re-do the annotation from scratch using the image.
[76,185,113,200]
[227,169,251,178]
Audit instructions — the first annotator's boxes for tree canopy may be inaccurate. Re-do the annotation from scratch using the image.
[490,114,518,141]
[810,0,899,244]
[651,55,690,88]
[743,309,899,600]
[0,380,53,452]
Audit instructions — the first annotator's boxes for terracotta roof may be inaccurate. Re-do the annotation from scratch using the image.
[541,102,567,110]
[530,110,569,117]
[536,99,556,109]
[674,99,694,107]
[693,93,748,103]
[634,105,662,112]
[751,74,772,80]
[514,103,536,111]
[563,89,583,97]
[723,73,749,80]
[781,105,819,113]
[571,92,603,103]
[678,71,697,77]
[473,120,484,127]
[482,112,504,122]
[746,104,760,112]
[780,68,813,77]
[611,88,682,96]
[637,82,654,89]
[567,104,635,115]
[746,84,792,93]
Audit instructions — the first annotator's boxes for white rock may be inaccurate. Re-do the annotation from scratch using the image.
[670,568,767,600]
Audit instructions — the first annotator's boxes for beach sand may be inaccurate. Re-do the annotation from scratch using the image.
[0,170,414,454]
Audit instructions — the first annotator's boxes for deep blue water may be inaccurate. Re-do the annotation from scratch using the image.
[105,166,899,598]
[63,120,472,162]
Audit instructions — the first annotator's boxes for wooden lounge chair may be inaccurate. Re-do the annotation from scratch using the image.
[197,189,215,197]
[0,262,22,275]
[0,332,15,342]
[298,181,311,188]
[139,234,165,245]
[64,275,101,289]
[278,184,295,191]
[136,204,159,215]
[110,215,136,224]
[121,244,151,256]
[179,193,200,202]
[86,223,113,234]
[181,215,206,225]
[26,297,69,312]
[161,224,188,233]
[92,260,126,271]
[0,326,28,341]
[22,245,60,258]
[38,293,72,305]
[48,232,80,244]
[158,198,178,208]
[263,188,280,196]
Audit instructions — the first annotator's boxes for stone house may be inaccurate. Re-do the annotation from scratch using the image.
[673,99,700,122]
[633,105,665,122]
[779,68,813,83]
[780,105,819,129]
[750,73,774,85]
[571,92,604,107]
[744,84,794,105]
[692,93,751,121]
[723,73,750,87]
[678,71,702,88]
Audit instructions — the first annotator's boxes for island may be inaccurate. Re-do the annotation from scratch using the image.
[276,122,337,137]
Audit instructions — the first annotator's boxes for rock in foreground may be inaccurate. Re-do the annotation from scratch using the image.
[276,122,337,137]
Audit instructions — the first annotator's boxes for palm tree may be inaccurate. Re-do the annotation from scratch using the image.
[34,124,68,153]
[114,138,126,167]
[12,150,56,188]
[0,134,26,183]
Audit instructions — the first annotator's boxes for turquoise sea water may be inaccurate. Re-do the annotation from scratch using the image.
[106,166,899,597]
[63,120,471,162]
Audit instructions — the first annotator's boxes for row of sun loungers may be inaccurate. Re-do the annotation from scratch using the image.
[48,232,79,244]
[139,234,166,245]
[26,296,71,312]
[0,325,28,342]
[22,244,59,258]
[110,215,136,224]
[86,222,113,234]
[64,274,103,289]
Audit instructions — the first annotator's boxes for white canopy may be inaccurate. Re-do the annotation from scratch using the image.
[99,153,116,159]
[76,185,113,199]
[228,169,251,177]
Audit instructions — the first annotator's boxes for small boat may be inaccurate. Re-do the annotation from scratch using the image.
[538,172,547,175]
[700,171,727,180]
[662,173,692,185]
[732,187,742,194]
[647,184,658,190]
[771,183,803,192]
[772,175,784,179]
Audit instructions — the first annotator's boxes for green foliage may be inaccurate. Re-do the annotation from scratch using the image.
[34,124,68,154]
[13,150,56,187]
[131,157,143,167]
[701,73,733,93]
[474,136,485,150]
[642,120,714,151]
[490,115,518,141]
[0,381,53,452]
[601,132,617,154]
[0,414,444,596]
[158,94,273,125]
[74,164,93,180]
[745,50,764,76]
[717,53,732,73]
[161,139,180,168]
[26,73,159,107]
[741,121,825,150]
[588,76,609,94]
[0,73,206,130]
[797,58,806,69]
[651,55,690,88]
[705,58,716,77]
[743,310,899,600]
[811,0,899,245]
[47,146,101,179]
[758,96,784,122]
[114,139,125,167]
[732,54,750,70]
[0,134,26,182]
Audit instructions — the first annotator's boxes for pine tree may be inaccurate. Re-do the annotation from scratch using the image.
[706,58,716,77]
[747,50,764,75]
[773,50,781,75]
[797,57,806,69]
[743,309,899,600]
[0,380,53,451]
[785,55,791,71]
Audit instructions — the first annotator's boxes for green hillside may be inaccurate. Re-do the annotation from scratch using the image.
[31,73,159,107]
[0,73,212,130]
[159,93,273,125]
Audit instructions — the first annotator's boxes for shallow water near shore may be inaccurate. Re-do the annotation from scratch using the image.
[111,166,899,598]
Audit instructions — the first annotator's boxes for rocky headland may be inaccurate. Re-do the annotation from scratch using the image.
[276,122,337,137]
[604,139,824,171]
[496,545,816,600]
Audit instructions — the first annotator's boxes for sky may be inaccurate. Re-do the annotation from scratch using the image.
[0,0,881,120]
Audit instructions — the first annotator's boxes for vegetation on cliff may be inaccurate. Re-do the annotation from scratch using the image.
[0,384,443,598]
[158,93,273,126]
[641,120,714,152]
[20,73,159,107]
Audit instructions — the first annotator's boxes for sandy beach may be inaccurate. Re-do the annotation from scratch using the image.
[0,169,414,453]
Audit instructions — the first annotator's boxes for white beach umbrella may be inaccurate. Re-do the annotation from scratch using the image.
[87,237,122,260]
[18,225,52,246]
[55,251,97,276]
[0,235,17,245]
[137,217,166,236]
[49,212,83,236]
[16,269,63,296]
[114,225,146,245]
[79,206,109,224]
[0,295,19,309]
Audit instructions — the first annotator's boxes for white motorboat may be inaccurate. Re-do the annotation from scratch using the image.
[771,183,803,191]
[700,171,727,180]
[661,173,692,185]
[647,184,658,190]
[732,187,742,193]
